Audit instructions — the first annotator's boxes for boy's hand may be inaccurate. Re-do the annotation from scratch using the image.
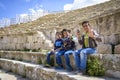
[76,31,81,39]
[88,29,94,39]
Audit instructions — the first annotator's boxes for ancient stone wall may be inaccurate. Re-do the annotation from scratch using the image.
[0,31,53,51]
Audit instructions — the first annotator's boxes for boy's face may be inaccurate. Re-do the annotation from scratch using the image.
[82,23,90,32]
[56,34,61,39]
[63,31,68,38]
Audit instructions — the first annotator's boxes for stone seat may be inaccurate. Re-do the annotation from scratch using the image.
[0,51,120,79]
[0,58,117,80]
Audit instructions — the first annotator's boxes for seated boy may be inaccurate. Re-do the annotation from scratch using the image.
[45,32,64,67]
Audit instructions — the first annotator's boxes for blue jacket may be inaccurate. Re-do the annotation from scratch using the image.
[54,39,64,50]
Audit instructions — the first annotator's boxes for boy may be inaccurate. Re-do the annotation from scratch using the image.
[45,32,64,67]
[74,21,101,74]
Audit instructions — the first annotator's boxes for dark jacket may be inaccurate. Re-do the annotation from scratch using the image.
[78,35,97,48]
[78,30,99,48]
[64,38,76,51]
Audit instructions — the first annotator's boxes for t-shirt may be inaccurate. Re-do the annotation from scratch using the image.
[84,33,89,48]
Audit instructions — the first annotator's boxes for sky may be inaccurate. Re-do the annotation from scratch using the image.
[0,0,109,19]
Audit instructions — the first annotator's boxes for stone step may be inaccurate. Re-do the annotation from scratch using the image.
[0,69,29,80]
[0,51,120,79]
[0,58,118,80]
[0,51,47,64]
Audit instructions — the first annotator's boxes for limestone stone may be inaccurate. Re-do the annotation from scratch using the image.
[114,44,120,54]
[27,36,33,43]
[103,36,109,44]
[13,38,17,43]
[106,70,120,79]
[0,58,119,80]
[109,34,119,45]
[25,43,31,49]
[97,44,112,54]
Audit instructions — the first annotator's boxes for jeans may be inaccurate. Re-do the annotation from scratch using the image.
[46,51,54,64]
[64,50,74,69]
[55,50,65,66]
[73,48,96,70]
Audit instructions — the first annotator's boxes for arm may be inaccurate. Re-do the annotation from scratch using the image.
[88,29,102,42]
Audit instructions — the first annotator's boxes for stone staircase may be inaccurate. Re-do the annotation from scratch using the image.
[0,51,120,80]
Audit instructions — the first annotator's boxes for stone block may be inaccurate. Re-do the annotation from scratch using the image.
[109,34,119,45]
[27,36,33,43]
[25,43,31,49]
[13,38,17,43]
[114,44,120,54]
[97,44,112,54]
[103,36,109,44]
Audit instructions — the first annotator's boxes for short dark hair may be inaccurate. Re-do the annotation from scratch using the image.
[77,29,80,33]
[82,21,89,26]
[62,29,67,32]
[56,32,61,35]
[67,30,71,33]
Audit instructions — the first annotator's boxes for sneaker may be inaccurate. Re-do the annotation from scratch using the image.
[81,70,86,75]
[55,66,64,70]
[74,70,81,74]
[74,69,86,75]
[66,66,73,72]
[44,64,51,68]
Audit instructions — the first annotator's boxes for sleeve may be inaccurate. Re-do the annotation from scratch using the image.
[78,35,84,45]
[93,30,102,42]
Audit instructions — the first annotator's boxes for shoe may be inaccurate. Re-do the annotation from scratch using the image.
[44,63,51,68]
[74,70,82,74]
[81,70,86,75]
[74,69,86,75]
[55,66,64,70]
[66,66,73,72]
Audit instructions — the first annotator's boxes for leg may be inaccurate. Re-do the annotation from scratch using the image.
[46,51,54,64]
[80,48,96,70]
[64,50,74,71]
[73,48,83,70]
[55,50,65,66]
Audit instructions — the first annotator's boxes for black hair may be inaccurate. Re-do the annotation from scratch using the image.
[67,30,71,33]
[77,29,80,33]
[56,32,61,35]
[61,29,67,38]
[62,29,67,32]
[81,21,89,26]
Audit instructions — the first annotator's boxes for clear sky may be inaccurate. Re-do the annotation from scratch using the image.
[0,0,109,19]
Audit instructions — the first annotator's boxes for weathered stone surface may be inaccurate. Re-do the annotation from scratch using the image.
[0,31,53,50]
[96,44,112,54]
[0,58,118,80]
[106,70,120,79]
[90,54,120,79]
[0,69,29,80]
[114,44,120,54]
[0,51,46,64]
[1,51,120,79]
[109,34,119,45]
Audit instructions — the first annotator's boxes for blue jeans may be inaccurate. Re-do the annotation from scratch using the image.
[64,50,74,69]
[46,51,54,64]
[55,50,65,66]
[74,48,96,70]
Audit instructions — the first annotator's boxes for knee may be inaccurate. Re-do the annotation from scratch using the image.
[80,50,86,54]
[64,52,69,57]
[73,50,79,56]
